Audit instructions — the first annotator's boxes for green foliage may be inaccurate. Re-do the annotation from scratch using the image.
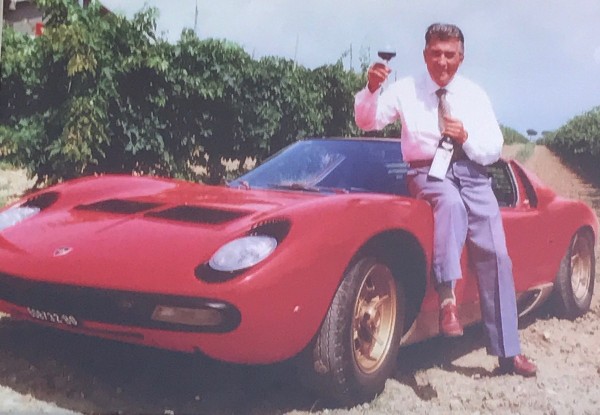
[548,106,600,156]
[500,125,529,144]
[545,106,600,180]
[1,1,366,186]
[3,1,539,186]
[534,130,555,146]
[525,128,538,138]
[515,142,535,163]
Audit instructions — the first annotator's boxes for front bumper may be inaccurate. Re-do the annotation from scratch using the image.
[0,272,241,333]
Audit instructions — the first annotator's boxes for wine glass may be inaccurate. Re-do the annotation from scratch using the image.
[377,45,397,63]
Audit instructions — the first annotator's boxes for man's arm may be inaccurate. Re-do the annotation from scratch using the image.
[354,63,401,132]
[460,87,504,166]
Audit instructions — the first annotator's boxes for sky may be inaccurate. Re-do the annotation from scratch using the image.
[101,0,600,137]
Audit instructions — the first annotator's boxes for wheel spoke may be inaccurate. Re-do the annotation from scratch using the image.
[350,262,401,375]
[372,294,389,310]
[568,234,593,302]
[371,332,385,347]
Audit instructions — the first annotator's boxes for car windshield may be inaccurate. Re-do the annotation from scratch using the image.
[229,139,409,195]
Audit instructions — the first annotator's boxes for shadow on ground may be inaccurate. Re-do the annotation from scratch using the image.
[0,305,552,415]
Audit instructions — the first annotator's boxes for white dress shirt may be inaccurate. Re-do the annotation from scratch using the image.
[354,72,504,166]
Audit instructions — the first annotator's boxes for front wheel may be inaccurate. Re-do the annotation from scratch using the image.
[552,229,595,319]
[300,256,405,407]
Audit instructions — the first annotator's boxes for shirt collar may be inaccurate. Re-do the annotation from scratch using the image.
[423,72,460,96]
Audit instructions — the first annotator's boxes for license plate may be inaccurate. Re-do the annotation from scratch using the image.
[27,307,79,327]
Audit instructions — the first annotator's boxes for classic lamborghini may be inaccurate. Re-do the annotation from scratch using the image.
[0,138,597,406]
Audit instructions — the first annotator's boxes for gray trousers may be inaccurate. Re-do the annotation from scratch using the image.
[407,159,521,357]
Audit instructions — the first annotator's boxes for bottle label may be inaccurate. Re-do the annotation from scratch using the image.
[428,144,454,180]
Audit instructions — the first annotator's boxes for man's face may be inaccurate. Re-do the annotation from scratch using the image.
[423,37,464,87]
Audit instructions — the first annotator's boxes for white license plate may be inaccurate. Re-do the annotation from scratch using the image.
[27,307,79,327]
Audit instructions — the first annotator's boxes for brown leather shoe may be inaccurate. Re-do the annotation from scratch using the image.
[439,303,463,337]
[498,355,537,377]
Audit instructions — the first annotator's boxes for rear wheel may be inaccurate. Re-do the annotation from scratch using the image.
[552,229,595,319]
[300,256,405,407]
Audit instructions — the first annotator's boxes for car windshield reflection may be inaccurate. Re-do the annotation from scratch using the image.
[228,139,409,196]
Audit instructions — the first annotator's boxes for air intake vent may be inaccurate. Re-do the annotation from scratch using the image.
[147,206,250,224]
[250,218,291,241]
[24,192,59,210]
[77,199,162,214]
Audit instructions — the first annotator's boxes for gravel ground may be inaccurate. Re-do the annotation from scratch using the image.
[0,145,599,415]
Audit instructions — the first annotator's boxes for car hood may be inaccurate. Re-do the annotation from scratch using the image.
[0,175,416,293]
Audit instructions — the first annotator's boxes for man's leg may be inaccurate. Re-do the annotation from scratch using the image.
[407,167,468,336]
[407,167,468,285]
[455,161,520,356]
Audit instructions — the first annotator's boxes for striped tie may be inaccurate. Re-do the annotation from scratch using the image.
[436,88,450,133]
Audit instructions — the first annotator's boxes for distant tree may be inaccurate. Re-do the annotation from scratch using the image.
[526,129,538,140]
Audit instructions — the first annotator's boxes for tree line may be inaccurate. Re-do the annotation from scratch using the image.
[1,0,377,186]
[2,0,597,187]
[542,107,600,182]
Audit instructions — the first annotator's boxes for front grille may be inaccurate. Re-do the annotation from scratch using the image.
[0,273,240,333]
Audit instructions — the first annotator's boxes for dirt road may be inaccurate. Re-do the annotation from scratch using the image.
[0,145,599,414]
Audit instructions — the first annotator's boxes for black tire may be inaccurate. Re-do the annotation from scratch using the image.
[552,229,595,319]
[300,256,405,407]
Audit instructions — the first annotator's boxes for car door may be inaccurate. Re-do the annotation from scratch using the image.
[496,161,556,292]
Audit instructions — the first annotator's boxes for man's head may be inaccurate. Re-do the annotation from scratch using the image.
[423,23,465,87]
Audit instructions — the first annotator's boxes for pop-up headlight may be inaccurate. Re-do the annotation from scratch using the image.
[0,192,59,232]
[0,205,40,232]
[208,235,278,272]
[196,218,291,283]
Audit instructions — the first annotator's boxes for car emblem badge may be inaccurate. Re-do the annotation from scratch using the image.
[53,247,73,257]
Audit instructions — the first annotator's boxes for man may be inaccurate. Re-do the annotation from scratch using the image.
[354,23,536,377]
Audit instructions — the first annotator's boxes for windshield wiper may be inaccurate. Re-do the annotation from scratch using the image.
[226,180,251,190]
[268,183,320,192]
[268,183,348,194]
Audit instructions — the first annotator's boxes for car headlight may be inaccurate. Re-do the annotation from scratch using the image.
[0,192,59,233]
[208,235,278,272]
[0,205,41,232]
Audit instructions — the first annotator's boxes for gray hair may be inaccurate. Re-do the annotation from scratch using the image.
[425,23,464,50]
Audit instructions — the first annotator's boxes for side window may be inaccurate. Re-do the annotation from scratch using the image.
[511,163,538,208]
[488,161,517,207]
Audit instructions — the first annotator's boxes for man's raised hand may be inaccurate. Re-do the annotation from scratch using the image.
[367,63,391,93]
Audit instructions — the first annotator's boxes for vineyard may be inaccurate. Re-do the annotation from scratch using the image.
[543,107,600,183]
[1,0,598,189]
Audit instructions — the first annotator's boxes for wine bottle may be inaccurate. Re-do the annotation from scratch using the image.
[428,137,455,180]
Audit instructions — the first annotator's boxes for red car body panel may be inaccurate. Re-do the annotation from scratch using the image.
[0,143,597,364]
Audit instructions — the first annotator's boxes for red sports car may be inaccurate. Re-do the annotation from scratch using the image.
[0,138,597,406]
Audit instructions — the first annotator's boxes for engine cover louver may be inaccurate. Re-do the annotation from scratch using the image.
[146,205,250,225]
[76,199,163,214]
[75,199,250,225]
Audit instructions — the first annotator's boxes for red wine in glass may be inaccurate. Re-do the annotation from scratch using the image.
[378,48,396,62]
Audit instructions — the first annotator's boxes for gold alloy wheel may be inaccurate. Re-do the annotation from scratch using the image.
[570,233,593,301]
[352,263,397,374]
